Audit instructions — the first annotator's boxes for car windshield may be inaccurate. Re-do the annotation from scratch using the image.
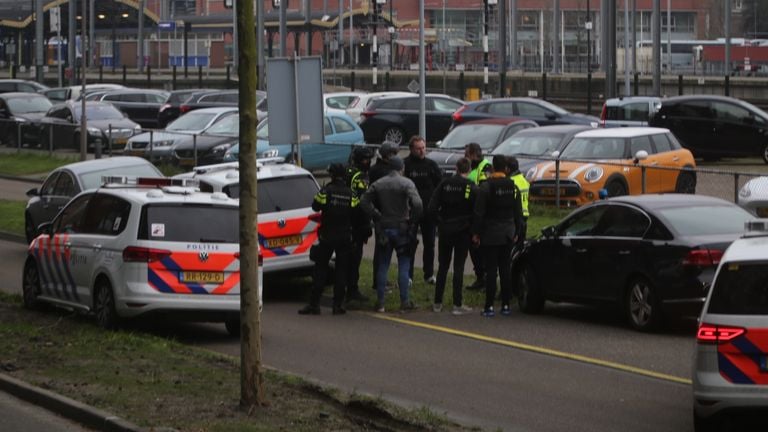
[560,137,626,159]
[75,104,124,121]
[166,111,218,132]
[203,114,239,137]
[259,175,318,213]
[256,120,269,140]
[7,96,52,114]
[79,164,161,190]
[658,205,752,236]
[440,124,504,149]
[140,204,239,243]
[492,133,564,156]
[708,262,768,315]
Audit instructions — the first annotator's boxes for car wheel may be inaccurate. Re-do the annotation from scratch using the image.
[516,263,544,314]
[225,319,240,337]
[382,127,405,146]
[24,214,36,244]
[693,409,716,432]
[22,260,42,310]
[94,279,121,330]
[675,171,696,194]
[605,179,628,197]
[762,143,768,164]
[625,277,662,332]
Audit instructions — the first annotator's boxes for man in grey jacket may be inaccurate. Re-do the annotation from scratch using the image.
[361,156,423,313]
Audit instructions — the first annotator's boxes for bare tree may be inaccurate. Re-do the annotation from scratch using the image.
[236,0,266,408]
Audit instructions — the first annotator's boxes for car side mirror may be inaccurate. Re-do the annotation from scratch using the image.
[551,150,560,159]
[26,187,39,197]
[633,150,649,163]
[542,225,557,238]
[37,222,52,236]
[0,108,8,118]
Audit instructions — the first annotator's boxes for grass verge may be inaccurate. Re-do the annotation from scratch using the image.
[0,152,79,176]
[0,292,476,432]
[0,200,25,235]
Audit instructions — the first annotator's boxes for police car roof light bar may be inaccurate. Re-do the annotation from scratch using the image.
[192,162,239,174]
[102,176,199,188]
[744,219,768,237]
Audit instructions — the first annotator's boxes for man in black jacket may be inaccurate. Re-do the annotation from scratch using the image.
[472,155,524,318]
[299,163,360,315]
[428,157,477,314]
[403,135,443,286]
[346,146,374,303]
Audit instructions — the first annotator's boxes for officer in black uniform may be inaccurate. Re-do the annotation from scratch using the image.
[427,157,477,314]
[346,146,375,303]
[299,163,360,315]
[472,155,524,318]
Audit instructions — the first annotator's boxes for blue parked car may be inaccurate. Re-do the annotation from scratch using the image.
[223,111,366,171]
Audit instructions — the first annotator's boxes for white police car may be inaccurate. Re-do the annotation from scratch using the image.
[22,176,253,335]
[693,220,768,430]
[174,159,320,275]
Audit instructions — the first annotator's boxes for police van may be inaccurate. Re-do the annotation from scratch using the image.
[22,176,257,336]
[174,159,320,275]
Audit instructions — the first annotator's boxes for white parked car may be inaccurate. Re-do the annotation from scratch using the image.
[345,91,412,123]
[738,176,768,217]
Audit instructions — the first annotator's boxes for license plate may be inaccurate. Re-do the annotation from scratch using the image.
[180,271,224,283]
[112,138,127,146]
[265,235,302,248]
[539,187,556,196]
[761,356,768,372]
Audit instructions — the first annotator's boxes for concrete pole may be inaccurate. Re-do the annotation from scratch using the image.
[511,0,517,69]
[605,0,616,98]
[666,0,671,72]
[349,0,353,67]
[624,0,630,95]
[35,0,43,82]
[279,0,287,56]
[652,0,661,95]
[232,0,238,67]
[338,0,343,65]
[483,0,489,94]
[89,0,94,68]
[499,0,506,76]
[553,0,559,73]
[419,0,425,138]
[138,0,144,72]
[632,0,636,74]
[725,0,732,75]
[68,0,76,85]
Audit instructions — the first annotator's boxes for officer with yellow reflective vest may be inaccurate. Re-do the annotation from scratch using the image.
[507,156,530,244]
[464,142,492,290]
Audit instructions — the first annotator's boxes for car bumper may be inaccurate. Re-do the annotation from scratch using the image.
[693,376,768,418]
[115,291,241,318]
[263,252,314,274]
[529,180,589,206]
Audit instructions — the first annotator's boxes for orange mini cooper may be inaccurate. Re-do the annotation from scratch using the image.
[527,127,696,206]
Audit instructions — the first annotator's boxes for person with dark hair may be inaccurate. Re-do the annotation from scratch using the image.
[345,146,375,303]
[404,135,443,286]
[361,156,423,313]
[464,142,492,291]
[368,141,400,293]
[507,156,530,245]
[472,155,524,317]
[299,163,359,316]
[428,157,476,314]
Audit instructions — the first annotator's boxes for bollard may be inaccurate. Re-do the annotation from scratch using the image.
[99,65,103,82]
[633,73,639,96]
[122,65,127,86]
[385,71,390,91]
[147,65,152,88]
[172,65,177,90]
[459,72,465,100]
[724,75,730,97]
[587,72,592,115]
[351,71,356,92]
[499,72,506,98]
[678,75,683,96]
[198,65,203,88]
[542,73,547,101]
[193,134,198,167]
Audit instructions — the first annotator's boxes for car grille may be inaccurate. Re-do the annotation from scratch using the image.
[131,141,149,149]
[530,179,582,197]
[106,129,134,139]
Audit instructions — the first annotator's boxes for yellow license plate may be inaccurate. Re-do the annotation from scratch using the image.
[265,235,302,248]
[180,271,224,283]
[112,138,127,145]
[540,187,556,196]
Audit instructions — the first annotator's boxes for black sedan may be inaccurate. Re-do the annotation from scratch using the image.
[490,124,593,174]
[452,97,599,128]
[38,101,141,151]
[513,194,754,332]
[427,118,537,174]
[359,94,465,146]
[157,88,214,128]
[170,113,240,167]
[0,92,52,147]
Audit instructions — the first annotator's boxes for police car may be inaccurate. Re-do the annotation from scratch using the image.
[21,176,258,335]
[693,220,768,430]
[174,159,320,274]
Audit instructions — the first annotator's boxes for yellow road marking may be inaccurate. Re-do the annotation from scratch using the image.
[371,314,692,385]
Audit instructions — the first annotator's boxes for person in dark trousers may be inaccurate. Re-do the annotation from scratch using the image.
[507,156,530,248]
[403,135,443,285]
[299,163,360,316]
[346,146,375,303]
[428,157,476,315]
[361,156,423,313]
[472,155,524,317]
[464,142,492,291]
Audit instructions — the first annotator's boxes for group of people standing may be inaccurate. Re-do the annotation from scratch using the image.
[298,136,529,317]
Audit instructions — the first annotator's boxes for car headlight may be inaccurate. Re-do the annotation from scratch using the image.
[262,149,279,158]
[13,117,28,123]
[211,142,233,154]
[589,121,599,128]
[525,166,537,181]
[584,166,604,183]
[86,127,102,136]
[739,186,751,199]
[153,140,175,147]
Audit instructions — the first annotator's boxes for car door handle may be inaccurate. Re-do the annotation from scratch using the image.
[619,250,631,255]
[576,248,588,253]
[672,156,679,162]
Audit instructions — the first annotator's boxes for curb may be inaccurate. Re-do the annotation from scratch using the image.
[0,373,143,432]
[0,173,43,184]
[0,230,25,244]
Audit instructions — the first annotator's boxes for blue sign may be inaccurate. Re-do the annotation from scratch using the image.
[158,21,176,31]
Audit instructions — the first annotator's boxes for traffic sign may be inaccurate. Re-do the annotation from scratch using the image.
[158,21,176,31]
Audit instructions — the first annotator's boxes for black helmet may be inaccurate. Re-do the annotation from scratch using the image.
[352,146,374,164]
[328,163,346,179]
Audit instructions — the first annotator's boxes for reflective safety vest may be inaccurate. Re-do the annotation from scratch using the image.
[510,172,530,218]
[467,159,490,185]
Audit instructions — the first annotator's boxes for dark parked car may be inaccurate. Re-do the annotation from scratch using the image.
[427,118,538,174]
[38,101,141,151]
[94,89,170,128]
[359,94,465,146]
[157,88,215,128]
[171,112,241,166]
[513,194,754,331]
[178,90,266,117]
[452,97,599,128]
[490,124,593,173]
[649,95,768,163]
[0,79,48,94]
[0,92,52,147]
[24,156,162,242]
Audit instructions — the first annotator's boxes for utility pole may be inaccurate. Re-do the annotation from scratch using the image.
[499,0,506,91]
[725,0,732,75]
[372,0,379,89]
[605,0,616,98]
[80,0,87,161]
[35,0,43,82]
[338,0,343,65]
[483,0,489,96]
[89,0,94,68]
[419,0,425,138]
[235,0,265,408]
[257,0,265,89]
[279,0,287,56]
[138,0,144,72]
[68,0,76,85]
[624,0,630,96]
[652,0,661,95]
[666,0,671,72]
[553,0,560,73]
[511,0,517,69]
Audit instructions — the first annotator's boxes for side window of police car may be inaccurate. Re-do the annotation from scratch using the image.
[53,194,92,234]
[80,194,131,236]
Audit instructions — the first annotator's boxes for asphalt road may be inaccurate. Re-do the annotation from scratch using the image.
[0,391,92,432]
[0,238,695,431]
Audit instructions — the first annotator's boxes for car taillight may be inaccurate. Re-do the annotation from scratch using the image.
[179,104,191,114]
[122,246,172,263]
[360,110,376,119]
[452,105,467,123]
[682,249,724,267]
[599,104,607,127]
[696,323,746,344]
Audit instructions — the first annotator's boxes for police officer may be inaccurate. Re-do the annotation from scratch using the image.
[427,157,476,314]
[346,146,375,303]
[299,163,360,316]
[464,142,492,291]
[507,156,530,245]
[404,135,443,285]
[471,155,524,317]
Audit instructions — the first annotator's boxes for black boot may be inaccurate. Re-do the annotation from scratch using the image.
[332,305,347,315]
[298,305,321,315]
[466,278,485,291]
